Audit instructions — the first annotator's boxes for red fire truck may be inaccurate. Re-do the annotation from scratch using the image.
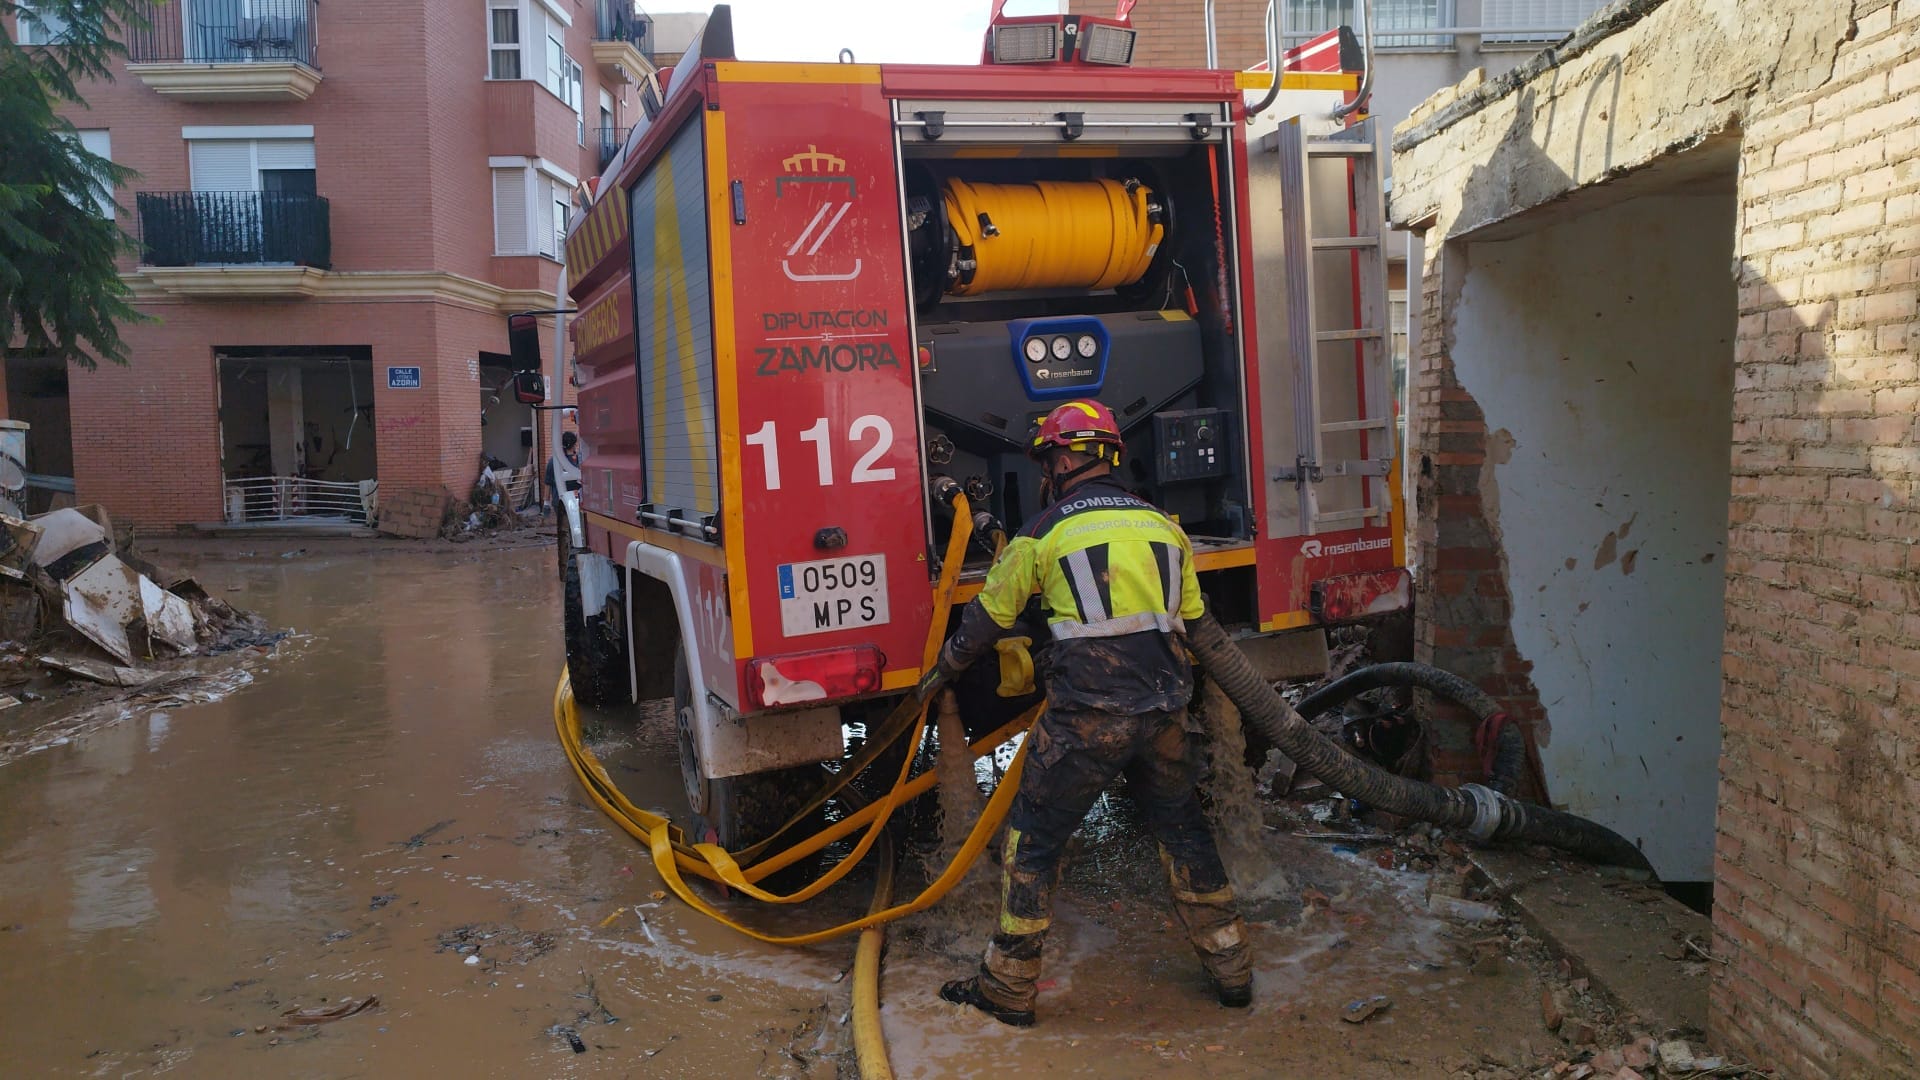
[520,2,1408,847]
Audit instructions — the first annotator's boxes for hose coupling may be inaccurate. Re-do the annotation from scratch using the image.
[1460,783,1510,843]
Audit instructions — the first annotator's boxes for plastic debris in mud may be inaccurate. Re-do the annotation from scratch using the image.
[1340,994,1390,1023]
[277,996,379,1029]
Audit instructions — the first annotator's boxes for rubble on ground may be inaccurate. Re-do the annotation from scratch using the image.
[0,505,278,752]
[1267,765,1771,1080]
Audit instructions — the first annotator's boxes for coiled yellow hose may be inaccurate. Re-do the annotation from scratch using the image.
[942,177,1163,295]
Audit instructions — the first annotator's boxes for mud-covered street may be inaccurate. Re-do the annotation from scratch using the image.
[0,542,1675,1078]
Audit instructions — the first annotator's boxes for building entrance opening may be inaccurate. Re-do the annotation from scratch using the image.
[1445,144,1740,896]
[478,352,540,514]
[216,345,376,525]
[2,352,75,515]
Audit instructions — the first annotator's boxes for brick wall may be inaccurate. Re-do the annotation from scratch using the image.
[1714,2,1920,1073]
[1066,0,1267,68]
[1408,243,1549,791]
[69,297,497,523]
[1389,0,1920,1073]
[10,0,635,524]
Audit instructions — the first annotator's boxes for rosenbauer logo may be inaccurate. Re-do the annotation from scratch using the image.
[1300,537,1391,559]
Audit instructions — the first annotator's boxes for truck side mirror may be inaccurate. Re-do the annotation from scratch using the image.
[511,370,547,405]
[507,312,543,372]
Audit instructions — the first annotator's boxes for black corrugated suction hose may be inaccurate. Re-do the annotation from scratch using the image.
[1291,662,1526,797]
[1188,611,1654,875]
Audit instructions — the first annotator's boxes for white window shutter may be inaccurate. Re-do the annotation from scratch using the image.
[493,167,529,254]
[190,141,256,191]
[255,138,315,170]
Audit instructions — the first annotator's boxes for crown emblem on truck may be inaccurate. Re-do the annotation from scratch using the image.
[782,145,848,174]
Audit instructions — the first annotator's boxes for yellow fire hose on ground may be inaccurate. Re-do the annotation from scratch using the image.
[552,497,1031,1077]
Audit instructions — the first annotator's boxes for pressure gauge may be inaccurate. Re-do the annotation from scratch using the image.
[1024,337,1049,364]
[1050,335,1073,361]
[1075,333,1098,359]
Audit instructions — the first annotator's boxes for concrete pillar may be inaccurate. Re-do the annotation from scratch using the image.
[267,366,305,478]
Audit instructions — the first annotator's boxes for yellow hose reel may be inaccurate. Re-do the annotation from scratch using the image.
[909,176,1170,304]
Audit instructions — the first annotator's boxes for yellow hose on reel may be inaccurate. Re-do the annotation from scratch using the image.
[942,177,1163,295]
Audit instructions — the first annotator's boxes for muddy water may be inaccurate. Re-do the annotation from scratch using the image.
[1197,680,1290,902]
[0,542,1563,1078]
[0,544,849,1078]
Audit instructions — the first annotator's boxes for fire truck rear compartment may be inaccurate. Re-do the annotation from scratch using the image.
[901,141,1251,545]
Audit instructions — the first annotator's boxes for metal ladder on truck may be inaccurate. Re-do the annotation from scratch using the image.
[1273,117,1394,534]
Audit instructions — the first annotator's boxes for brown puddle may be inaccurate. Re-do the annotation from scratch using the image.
[0,541,1573,1078]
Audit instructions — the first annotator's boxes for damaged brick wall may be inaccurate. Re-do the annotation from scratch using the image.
[1410,244,1548,793]
[1716,1,1920,1073]
[1391,0,1920,1073]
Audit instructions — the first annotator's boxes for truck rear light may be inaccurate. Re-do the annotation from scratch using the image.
[1081,23,1136,65]
[1311,568,1412,623]
[992,23,1058,63]
[747,645,885,709]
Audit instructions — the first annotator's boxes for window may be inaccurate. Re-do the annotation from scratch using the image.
[17,2,72,45]
[492,168,528,254]
[15,1,70,44]
[1287,0,1451,49]
[1482,0,1606,43]
[73,130,115,218]
[489,2,521,79]
[545,38,582,111]
[491,161,574,258]
[550,187,571,258]
[187,134,316,193]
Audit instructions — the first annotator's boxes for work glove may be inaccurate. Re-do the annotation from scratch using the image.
[917,639,969,700]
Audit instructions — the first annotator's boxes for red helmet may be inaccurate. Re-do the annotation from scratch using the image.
[1029,400,1124,464]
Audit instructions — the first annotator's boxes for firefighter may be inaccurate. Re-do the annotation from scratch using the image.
[932,399,1252,1027]
[544,430,581,512]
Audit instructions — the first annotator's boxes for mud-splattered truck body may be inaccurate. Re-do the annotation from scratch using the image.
[546,3,1406,841]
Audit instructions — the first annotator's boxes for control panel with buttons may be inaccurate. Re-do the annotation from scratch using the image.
[1152,408,1230,484]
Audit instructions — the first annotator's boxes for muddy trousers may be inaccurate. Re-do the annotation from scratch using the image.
[976,707,1252,1012]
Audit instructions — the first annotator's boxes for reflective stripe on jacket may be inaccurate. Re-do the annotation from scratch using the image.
[950,476,1203,714]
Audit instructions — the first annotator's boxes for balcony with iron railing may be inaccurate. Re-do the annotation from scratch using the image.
[595,126,632,171]
[1280,0,1598,50]
[134,191,331,297]
[591,0,655,85]
[125,0,322,100]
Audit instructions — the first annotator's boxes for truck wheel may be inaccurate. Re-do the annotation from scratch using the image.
[675,648,712,817]
[562,547,630,710]
[675,649,823,857]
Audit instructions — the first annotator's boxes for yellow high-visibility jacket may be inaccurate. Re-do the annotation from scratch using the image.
[948,476,1203,714]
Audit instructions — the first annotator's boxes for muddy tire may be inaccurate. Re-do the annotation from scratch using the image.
[675,650,824,860]
[562,547,630,710]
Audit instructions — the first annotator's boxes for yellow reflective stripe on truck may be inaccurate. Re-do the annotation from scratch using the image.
[704,108,754,657]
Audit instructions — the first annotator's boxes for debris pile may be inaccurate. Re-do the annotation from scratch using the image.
[0,505,268,698]
[454,457,540,539]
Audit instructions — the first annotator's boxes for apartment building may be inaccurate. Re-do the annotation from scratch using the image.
[6,0,656,527]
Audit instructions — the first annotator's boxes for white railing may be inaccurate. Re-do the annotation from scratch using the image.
[224,476,377,525]
[498,464,539,511]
